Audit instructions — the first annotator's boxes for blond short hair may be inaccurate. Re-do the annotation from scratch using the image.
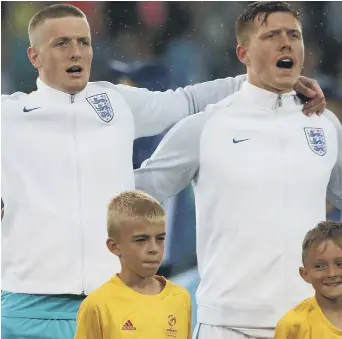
[107,191,165,237]
[302,221,342,264]
[28,4,86,45]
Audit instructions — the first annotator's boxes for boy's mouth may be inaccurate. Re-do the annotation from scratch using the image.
[323,281,342,287]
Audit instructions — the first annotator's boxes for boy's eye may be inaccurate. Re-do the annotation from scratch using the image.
[315,263,326,270]
[337,261,342,267]
[135,238,146,242]
[157,237,165,241]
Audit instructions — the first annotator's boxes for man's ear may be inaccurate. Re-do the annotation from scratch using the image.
[299,266,311,284]
[106,237,121,257]
[236,44,250,67]
[27,46,42,70]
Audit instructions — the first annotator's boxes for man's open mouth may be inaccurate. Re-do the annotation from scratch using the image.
[66,65,83,74]
[276,57,295,69]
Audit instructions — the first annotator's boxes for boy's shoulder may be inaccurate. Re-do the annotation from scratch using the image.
[165,279,190,296]
[163,278,191,308]
[81,276,191,308]
[277,297,314,327]
[81,279,116,309]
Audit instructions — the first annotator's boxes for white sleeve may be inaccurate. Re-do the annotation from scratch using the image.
[1,92,26,102]
[134,110,215,202]
[324,110,342,210]
[115,75,246,138]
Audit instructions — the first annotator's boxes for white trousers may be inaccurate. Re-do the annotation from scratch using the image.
[193,324,273,339]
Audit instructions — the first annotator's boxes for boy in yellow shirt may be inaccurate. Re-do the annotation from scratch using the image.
[75,190,191,339]
[274,221,342,338]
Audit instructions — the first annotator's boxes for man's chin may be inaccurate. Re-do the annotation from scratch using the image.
[275,72,299,87]
[64,80,88,94]
[273,79,297,93]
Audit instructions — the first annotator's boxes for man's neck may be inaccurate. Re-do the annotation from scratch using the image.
[316,293,342,329]
[118,270,163,295]
[247,76,294,95]
[38,77,81,95]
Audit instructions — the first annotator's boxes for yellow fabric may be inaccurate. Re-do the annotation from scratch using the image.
[75,274,191,339]
[274,297,342,338]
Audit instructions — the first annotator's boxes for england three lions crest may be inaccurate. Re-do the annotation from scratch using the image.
[87,93,114,123]
[304,127,327,156]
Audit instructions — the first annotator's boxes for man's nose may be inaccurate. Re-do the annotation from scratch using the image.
[68,41,82,60]
[279,34,292,52]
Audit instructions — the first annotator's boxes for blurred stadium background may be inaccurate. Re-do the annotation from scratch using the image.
[1,1,342,331]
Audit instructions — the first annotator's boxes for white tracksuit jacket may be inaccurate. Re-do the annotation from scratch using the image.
[1,76,246,295]
[135,81,342,330]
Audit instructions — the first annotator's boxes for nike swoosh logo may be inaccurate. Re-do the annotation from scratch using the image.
[23,106,41,112]
[233,138,250,144]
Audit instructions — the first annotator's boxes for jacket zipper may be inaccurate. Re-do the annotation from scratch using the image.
[275,94,282,109]
[71,94,86,296]
[274,93,288,302]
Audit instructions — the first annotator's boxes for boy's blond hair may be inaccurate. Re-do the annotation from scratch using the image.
[107,191,165,237]
[302,221,342,264]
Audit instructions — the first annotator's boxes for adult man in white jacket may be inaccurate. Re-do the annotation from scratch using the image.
[135,2,342,339]
[1,3,325,339]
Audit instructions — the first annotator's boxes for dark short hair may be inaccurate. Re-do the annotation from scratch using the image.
[302,221,342,264]
[28,4,86,37]
[235,1,302,44]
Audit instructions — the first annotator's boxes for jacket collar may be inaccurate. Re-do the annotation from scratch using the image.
[36,78,88,103]
[238,81,304,111]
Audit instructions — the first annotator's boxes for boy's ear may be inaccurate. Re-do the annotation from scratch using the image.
[106,237,121,257]
[299,266,311,284]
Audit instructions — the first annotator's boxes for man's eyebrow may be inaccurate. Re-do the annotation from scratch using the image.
[263,28,301,35]
[53,36,71,41]
[52,36,90,42]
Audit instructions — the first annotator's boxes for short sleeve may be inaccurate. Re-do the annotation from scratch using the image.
[74,298,103,339]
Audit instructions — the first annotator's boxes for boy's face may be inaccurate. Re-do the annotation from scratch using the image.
[107,219,165,278]
[300,239,342,300]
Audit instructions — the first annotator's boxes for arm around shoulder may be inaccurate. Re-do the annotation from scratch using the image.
[113,74,246,138]
[1,92,27,103]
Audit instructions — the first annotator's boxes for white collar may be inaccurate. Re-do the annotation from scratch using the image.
[238,81,304,111]
[36,78,88,103]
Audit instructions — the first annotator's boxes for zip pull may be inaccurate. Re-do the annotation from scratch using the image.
[276,94,282,108]
[71,95,75,103]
